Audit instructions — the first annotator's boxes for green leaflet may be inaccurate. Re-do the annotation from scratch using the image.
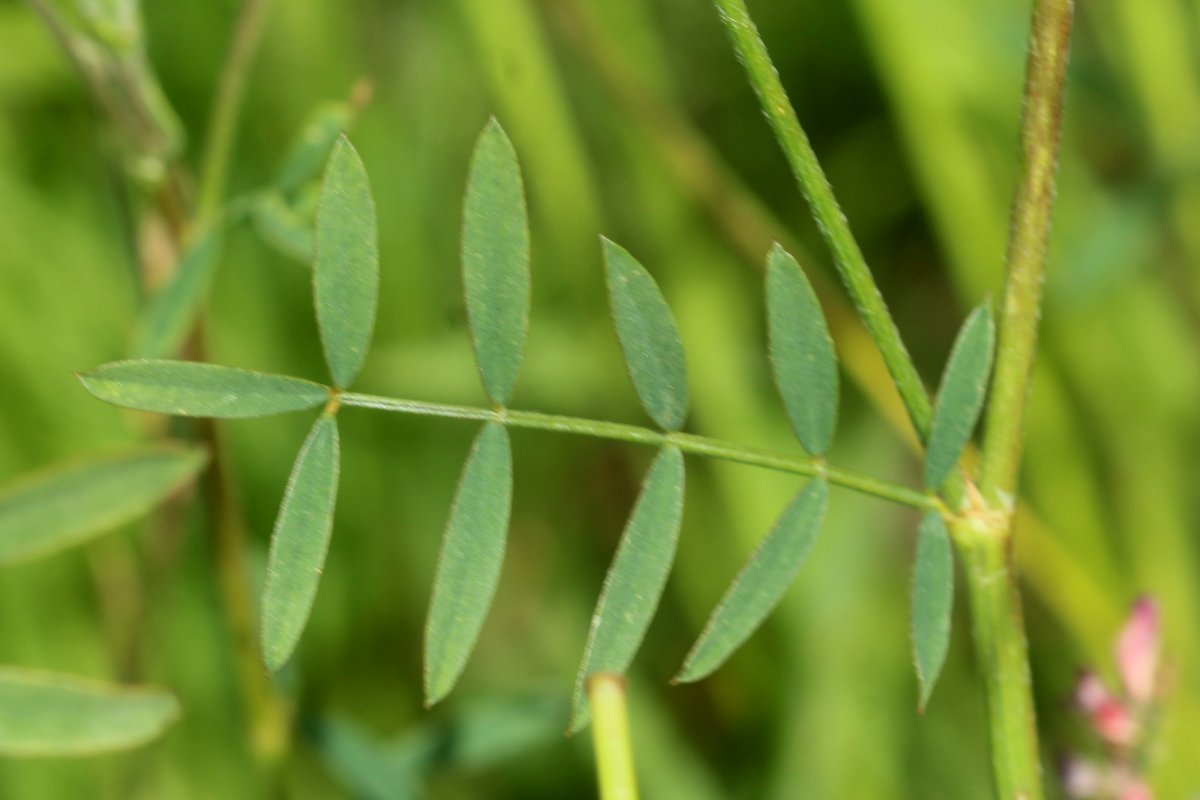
[570,446,685,732]
[314,136,379,389]
[261,414,341,671]
[274,102,351,194]
[0,445,207,565]
[253,190,314,263]
[462,119,531,406]
[132,226,223,359]
[0,667,180,756]
[911,511,954,711]
[424,423,513,706]
[766,244,838,455]
[923,303,995,488]
[676,478,828,683]
[603,239,689,431]
[79,360,329,418]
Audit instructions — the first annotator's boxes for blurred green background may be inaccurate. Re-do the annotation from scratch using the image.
[2,0,1198,796]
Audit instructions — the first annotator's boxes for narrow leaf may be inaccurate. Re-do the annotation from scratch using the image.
[570,446,685,732]
[79,360,329,418]
[766,244,838,455]
[132,226,223,359]
[274,102,351,193]
[912,511,954,711]
[462,119,531,406]
[314,136,379,388]
[923,303,995,488]
[603,239,689,430]
[261,414,341,671]
[0,667,180,756]
[424,423,513,706]
[676,478,828,683]
[0,445,207,565]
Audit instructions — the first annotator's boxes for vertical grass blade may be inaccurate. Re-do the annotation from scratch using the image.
[0,445,207,565]
[603,239,689,431]
[912,511,954,711]
[314,136,379,389]
[676,478,828,684]
[424,423,514,706]
[766,244,839,455]
[462,119,531,406]
[0,667,180,755]
[570,446,685,733]
[261,414,341,671]
[923,303,996,489]
[132,226,223,359]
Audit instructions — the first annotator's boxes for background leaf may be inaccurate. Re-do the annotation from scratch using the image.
[0,667,180,756]
[314,136,379,389]
[603,239,689,431]
[912,511,954,710]
[462,119,531,406]
[677,478,828,683]
[766,244,839,455]
[923,303,995,488]
[274,101,352,194]
[424,423,514,706]
[570,446,685,732]
[132,226,223,359]
[252,190,314,263]
[261,414,341,671]
[79,360,329,418]
[0,445,207,565]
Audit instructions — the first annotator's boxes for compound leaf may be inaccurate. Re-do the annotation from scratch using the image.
[0,445,207,565]
[314,136,379,389]
[603,239,688,431]
[79,360,329,418]
[261,414,341,671]
[912,511,954,711]
[462,119,531,406]
[570,446,685,732]
[132,226,223,359]
[676,478,828,683]
[766,244,838,455]
[424,423,513,706]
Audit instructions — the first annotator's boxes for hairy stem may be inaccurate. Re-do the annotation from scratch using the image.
[338,392,938,511]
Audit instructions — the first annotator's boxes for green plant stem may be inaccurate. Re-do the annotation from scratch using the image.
[710,0,933,440]
[196,0,273,223]
[588,673,639,800]
[338,392,938,511]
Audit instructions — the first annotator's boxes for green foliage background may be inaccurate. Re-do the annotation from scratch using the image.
[2,0,1198,796]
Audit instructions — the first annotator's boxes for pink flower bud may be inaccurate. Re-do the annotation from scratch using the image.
[1074,670,1111,713]
[1061,755,1105,797]
[1091,699,1138,747]
[1117,775,1152,800]
[1116,596,1160,705]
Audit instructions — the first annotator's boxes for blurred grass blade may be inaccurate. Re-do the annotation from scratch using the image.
[603,239,689,431]
[79,360,329,418]
[261,414,341,671]
[912,511,954,710]
[766,244,839,455]
[462,119,531,406]
[253,191,314,263]
[0,445,207,565]
[923,303,995,488]
[570,446,685,732]
[424,423,514,706]
[132,226,223,359]
[274,102,351,194]
[676,478,828,683]
[315,136,379,389]
[0,667,180,756]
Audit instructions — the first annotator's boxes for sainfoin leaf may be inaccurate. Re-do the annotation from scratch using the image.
[911,511,954,710]
[462,119,531,406]
[0,667,180,755]
[676,478,828,683]
[570,446,685,732]
[424,423,513,706]
[79,360,329,418]
[766,244,838,455]
[603,239,689,431]
[132,226,223,359]
[0,445,207,565]
[923,303,995,488]
[261,414,341,671]
[314,136,379,389]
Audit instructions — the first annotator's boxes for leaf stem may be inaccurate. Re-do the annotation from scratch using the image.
[588,674,639,800]
[338,392,938,511]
